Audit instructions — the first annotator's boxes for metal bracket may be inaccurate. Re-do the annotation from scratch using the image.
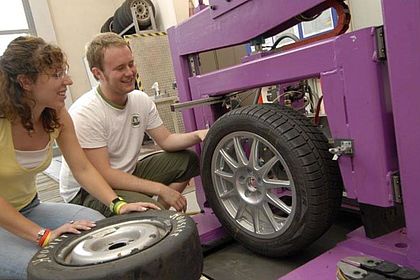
[188,54,200,76]
[390,171,402,203]
[329,139,354,161]
[375,26,387,61]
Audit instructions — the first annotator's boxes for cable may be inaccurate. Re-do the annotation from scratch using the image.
[271,33,300,50]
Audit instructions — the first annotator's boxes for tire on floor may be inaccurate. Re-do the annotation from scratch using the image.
[27,210,203,280]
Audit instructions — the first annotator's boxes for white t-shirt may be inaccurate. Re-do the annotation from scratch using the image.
[59,87,163,202]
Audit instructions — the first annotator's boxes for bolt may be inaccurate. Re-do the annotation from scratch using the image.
[210,5,216,10]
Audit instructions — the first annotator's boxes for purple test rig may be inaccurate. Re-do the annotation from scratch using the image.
[167,0,420,278]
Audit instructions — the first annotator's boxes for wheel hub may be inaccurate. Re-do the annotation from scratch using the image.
[236,168,264,204]
[56,219,171,265]
[246,176,258,192]
[132,1,149,20]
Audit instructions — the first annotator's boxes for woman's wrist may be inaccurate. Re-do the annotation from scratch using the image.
[37,228,52,247]
[109,197,127,215]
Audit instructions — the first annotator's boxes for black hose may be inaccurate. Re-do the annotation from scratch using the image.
[271,33,300,50]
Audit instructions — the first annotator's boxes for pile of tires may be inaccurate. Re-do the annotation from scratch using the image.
[28,210,203,280]
[100,0,155,35]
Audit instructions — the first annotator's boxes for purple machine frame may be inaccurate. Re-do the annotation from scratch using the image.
[167,0,420,278]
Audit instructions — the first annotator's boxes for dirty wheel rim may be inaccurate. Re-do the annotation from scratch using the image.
[131,0,150,20]
[56,219,171,265]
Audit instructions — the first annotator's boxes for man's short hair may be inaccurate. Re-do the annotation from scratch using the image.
[85,32,129,72]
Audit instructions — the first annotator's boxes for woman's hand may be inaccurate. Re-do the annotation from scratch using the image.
[50,220,96,240]
[119,202,160,215]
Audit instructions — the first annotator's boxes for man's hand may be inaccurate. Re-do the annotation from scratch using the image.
[159,185,187,212]
[119,202,161,214]
[196,129,208,142]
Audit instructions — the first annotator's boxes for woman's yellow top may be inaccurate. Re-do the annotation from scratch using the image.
[0,118,59,210]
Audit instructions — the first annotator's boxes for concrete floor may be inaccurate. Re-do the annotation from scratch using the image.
[202,211,362,280]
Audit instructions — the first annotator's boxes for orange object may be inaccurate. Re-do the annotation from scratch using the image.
[281,0,351,52]
[257,93,264,104]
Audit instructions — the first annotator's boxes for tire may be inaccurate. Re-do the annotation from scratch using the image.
[116,0,155,29]
[27,210,203,280]
[200,104,342,257]
[125,0,155,28]
[112,11,126,34]
[100,16,114,33]
[113,6,128,33]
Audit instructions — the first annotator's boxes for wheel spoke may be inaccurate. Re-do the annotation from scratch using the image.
[220,148,239,170]
[262,203,281,231]
[248,138,259,170]
[214,169,235,184]
[263,178,292,189]
[219,188,236,199]
[257,156,279,177]
[250,206,261,234]
[233,137,248,166]
[235,200,247,220]
[266,192,292,215]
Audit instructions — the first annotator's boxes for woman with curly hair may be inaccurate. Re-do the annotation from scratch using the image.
[0,36,159,279]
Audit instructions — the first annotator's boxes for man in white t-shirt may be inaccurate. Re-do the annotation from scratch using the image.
[59,32,207,217]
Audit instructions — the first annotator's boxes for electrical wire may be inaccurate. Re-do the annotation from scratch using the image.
[271,33,300,50]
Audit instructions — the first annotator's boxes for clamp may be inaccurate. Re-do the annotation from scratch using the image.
[337,256,420,280]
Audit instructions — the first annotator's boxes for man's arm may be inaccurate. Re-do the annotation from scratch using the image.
[147,125,208,152]
[57,109,159,213]
[83,147,187,211]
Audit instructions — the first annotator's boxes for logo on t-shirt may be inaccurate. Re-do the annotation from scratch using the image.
[131,114,140,127]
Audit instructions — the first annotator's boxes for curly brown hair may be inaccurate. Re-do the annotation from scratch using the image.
[0,36,66,133]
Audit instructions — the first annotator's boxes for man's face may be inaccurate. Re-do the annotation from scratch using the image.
[98,46,137,96]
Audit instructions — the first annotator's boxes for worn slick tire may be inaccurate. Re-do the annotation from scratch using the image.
[100,16,114,33]
[200,104,342,257]
[27,210,203,280]
[111,9,126,34]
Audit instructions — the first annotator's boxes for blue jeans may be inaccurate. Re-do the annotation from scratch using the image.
[0,197,104,280]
